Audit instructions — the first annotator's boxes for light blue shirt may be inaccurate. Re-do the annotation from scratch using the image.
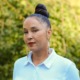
[13,48,80,80]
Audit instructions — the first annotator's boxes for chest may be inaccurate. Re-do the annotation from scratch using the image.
[14,66,66,80]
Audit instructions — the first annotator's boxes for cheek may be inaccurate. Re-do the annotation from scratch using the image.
[35,31,47,41]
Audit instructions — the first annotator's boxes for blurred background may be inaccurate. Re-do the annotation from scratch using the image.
[0,0,80,80]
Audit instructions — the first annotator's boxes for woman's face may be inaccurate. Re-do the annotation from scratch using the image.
[23,17,51,52]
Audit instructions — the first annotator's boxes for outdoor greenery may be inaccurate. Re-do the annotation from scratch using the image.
[0,0,80,80]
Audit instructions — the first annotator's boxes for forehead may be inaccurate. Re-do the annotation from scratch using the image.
[23,17,47,29]
[23,17,40,26]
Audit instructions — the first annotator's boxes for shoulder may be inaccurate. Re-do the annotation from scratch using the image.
[56,54,75,66]
[55,54,80,75]
[56,54,79,72]
[54,53,80,79]
[14,51,32,67]
[14,56,27,67]
[57,56,80,79]
[51,48,75,67]
[13,56,28,78]
[54,53,78,72]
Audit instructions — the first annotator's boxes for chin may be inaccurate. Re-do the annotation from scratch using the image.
[29,47,37,51]
[29,47,39,52]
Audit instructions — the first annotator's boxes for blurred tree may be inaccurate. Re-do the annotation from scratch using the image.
[0,0,80,80]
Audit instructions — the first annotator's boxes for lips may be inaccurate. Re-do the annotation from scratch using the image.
[27,42,35,46]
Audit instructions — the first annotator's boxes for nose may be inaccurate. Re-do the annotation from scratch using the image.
[27,32,33,40]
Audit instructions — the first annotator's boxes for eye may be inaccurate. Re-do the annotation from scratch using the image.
[23,31,28,34]
[32,29,39,32]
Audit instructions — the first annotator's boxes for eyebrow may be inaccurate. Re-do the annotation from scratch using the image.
[31,26,38,29]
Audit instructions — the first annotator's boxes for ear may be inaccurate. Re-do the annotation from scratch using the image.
[47,28,52,40]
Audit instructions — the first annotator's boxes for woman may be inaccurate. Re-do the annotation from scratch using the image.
[13,4,80,80]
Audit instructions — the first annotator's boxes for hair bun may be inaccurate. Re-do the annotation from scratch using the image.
[35,4,49,18]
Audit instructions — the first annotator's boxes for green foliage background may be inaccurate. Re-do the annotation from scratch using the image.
[0,0,80,80]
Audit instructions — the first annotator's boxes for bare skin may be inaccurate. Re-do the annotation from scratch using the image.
[32,45,49,66]
[23,17,52,66]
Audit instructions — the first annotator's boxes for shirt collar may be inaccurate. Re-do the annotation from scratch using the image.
[43,48,57,69]
[24,48,57,69]
[24,51,33,66]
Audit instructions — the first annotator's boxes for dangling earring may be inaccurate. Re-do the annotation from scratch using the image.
[48,41,50,48]
[48,41,50,55]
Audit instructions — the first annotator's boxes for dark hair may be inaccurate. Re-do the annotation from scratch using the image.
[28,4,51,28]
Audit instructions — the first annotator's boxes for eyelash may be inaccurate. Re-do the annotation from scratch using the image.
[32,29,39,32]
[24,29,39,34]
[24,31,28,34]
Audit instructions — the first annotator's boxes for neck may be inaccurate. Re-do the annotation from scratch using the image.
[32,48,50,66]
